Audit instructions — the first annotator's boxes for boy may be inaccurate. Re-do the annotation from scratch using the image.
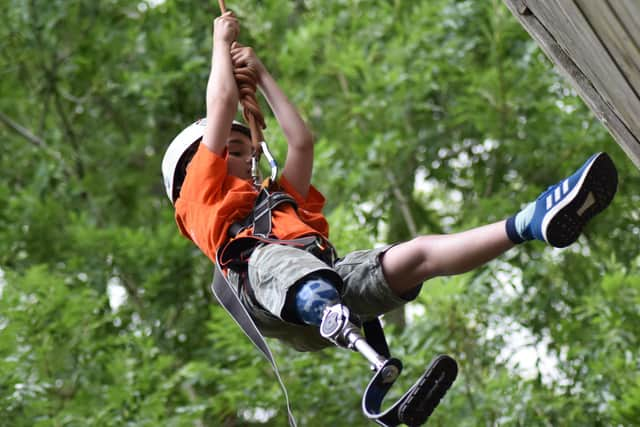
[161,11,618,353]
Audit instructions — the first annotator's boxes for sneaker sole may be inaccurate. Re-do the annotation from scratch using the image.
[542,153,618,248]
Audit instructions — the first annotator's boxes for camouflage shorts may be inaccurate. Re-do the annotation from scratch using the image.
[227,242,421,352]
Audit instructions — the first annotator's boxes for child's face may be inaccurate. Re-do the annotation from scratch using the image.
[226,130,253,180]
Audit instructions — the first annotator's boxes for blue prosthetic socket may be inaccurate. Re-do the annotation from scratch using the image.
[294,275,340,326]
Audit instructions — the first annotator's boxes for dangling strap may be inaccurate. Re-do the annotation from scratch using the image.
[211,259,297,427]
[362,318,391,359]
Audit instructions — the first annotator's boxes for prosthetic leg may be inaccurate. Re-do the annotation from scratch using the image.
[213,256,457,427]
[320,304,458,427]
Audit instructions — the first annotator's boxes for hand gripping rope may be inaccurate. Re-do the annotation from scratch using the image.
[218,0,277,187]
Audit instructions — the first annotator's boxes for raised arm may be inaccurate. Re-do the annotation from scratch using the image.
[231,43,314,198]
[202,11,240,156]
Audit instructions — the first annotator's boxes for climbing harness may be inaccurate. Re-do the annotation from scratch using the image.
[227,186,298,238]
[209,2,458,425]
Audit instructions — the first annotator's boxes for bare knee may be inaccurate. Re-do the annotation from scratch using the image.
[409,235,446,278]
[382,236,443,293]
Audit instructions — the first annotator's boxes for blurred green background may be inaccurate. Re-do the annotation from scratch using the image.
[1,0,638,425]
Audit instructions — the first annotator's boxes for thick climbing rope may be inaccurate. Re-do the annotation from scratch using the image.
[218,0,266,157]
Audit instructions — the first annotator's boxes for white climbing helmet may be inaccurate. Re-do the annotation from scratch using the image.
[161,119,251,203]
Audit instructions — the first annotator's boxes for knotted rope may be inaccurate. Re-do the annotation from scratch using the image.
[218,0,266,156]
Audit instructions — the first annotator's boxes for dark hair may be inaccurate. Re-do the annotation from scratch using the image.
[172,140,199,202]
[232,122,252,138]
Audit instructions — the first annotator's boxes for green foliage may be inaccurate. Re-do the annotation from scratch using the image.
[1,0,638,426]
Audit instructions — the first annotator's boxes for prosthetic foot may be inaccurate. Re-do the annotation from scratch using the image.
[320,304,458,427]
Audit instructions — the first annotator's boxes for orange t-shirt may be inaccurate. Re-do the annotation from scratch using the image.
[174,144,329,263]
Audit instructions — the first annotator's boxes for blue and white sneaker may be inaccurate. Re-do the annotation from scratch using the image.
[522,152,618,248]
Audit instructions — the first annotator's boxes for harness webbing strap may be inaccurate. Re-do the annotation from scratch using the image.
[252,189,297,238]
[228,188,298,238]
[211,260,297,427]
[362,318,391,359]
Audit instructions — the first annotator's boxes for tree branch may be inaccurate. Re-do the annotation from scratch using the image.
[0,110,47,148]
[53,87,85,179]
[0,110,70,167]
[386,170,419,237]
